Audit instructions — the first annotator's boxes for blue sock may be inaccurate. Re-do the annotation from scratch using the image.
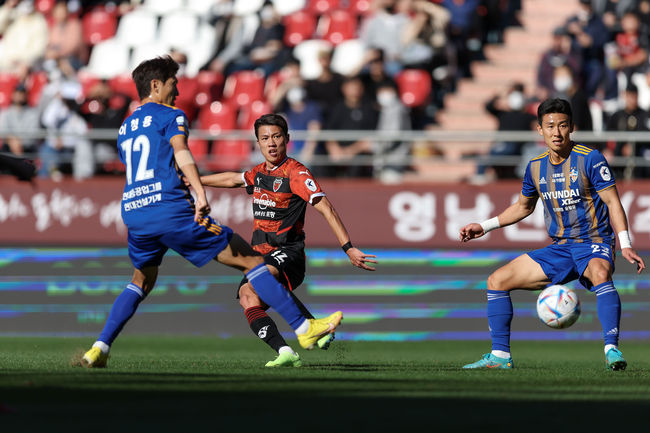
[246,264,305,330]
[592,282,621,346]
[487,290,513,352]
[98,283,144,346]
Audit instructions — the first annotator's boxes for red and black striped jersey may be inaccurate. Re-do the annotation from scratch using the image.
[242,157,325,254]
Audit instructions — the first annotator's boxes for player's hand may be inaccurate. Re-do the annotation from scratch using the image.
[347,248,377,271]
[194,195,211,222]
[459,223,485,242]
[621,248,646,274]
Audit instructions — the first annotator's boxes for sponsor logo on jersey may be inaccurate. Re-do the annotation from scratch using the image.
[176,116,185,125]
[273,178,283,192]
[305,178,317,192]
[541,188,580,200]
[570,168,578,183]
[539,176,547,185]
[600,166,611,181]
[254,194,276,209]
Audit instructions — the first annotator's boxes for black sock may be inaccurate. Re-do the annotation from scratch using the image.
[245,306,288,353]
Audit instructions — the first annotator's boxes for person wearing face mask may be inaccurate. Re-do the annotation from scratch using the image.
[551,64,592,132]
[470,83,537,184]
[374,82,411,182]
[279,85,322,164]
[0,84,41,157]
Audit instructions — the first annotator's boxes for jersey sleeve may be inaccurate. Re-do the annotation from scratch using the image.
[289,165,325,204]
[163,110,189,142]
[521,162,538,198]
[586,150,616,192]
[243,168,255,187]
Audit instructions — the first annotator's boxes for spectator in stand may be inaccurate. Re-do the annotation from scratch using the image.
[471,83,537,183]
[537,26,582,99]
[637,0,650,41]
[359,0,411,77]
[356,49,396,104]
[551,64,593,132]
[0,84,41,157]
[324,76,378,178]
[610,12,649,85]
[39,81,93,181]
[225,3,289,77]
[606,83,650,178]
[203,6,257,75]
[81,81,130,174]
[269,59,322,164]
[44,1,85,70]
[0,0,48,72]
[565,0,616,102]
[442,0,480,81]
[305,48,344,124]
[374,81,411,183]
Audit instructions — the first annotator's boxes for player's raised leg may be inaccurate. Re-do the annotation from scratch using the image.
[218,234,341,350]
[463,253,549,369]
[82,267,157,367]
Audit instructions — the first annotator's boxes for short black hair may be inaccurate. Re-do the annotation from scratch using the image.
[254,113,288,139]
[537,98,573,125]
[131,55,179,100]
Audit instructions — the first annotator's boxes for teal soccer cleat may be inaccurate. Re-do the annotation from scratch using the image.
[605,348,627,371]
[463,353,514,369]
[317,333,335,350]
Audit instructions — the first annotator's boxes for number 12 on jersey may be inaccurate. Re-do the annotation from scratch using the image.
[121,134,154,185]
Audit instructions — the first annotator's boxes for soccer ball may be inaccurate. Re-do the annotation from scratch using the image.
[536,285,581,329]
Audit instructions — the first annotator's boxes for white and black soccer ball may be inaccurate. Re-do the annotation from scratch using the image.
[536,284,581,329]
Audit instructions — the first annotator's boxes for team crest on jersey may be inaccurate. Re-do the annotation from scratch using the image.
[569,168,578,183]
[273,177,283,192]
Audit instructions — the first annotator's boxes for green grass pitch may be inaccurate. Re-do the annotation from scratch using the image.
[2,337,650,432]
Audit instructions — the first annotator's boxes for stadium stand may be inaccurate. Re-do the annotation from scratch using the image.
[1,0,650,182]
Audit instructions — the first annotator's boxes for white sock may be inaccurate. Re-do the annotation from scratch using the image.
[92,341,110,354]
[278,346,296,355]
[604,344,617,354]
[491,350,511,359]
[294,319,310,335]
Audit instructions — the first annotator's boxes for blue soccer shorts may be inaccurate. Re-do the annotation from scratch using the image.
[527,242,615,290]
[127,215,233,269]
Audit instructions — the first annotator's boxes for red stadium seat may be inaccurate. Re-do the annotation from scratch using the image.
[82,8,118,45]
[321,10,356,45]
[348,0,371,16]
[395,69,432,107]
[198,101,236,134]
[108,73,139,100]
[26,71,48,107]
[175,76,200,123]
[188,137,209,161]
[78,71,101,98]
[210,139,251,171]
[222,70,265,108]
[307,0,339,15]
[195,70,224,108]
[283,10,317,47]
[0,73,19,108]
[35,0,55,15]
[238,100,272,130]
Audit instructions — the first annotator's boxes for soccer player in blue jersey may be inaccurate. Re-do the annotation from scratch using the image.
[81,56,342,367]
[459,98,645,371]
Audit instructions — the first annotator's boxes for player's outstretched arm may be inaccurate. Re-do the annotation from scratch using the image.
[312,196,377,271]
[200,172,245,188]
[598,186,646,274]
[460,193,537,242]
[171,135,210,222]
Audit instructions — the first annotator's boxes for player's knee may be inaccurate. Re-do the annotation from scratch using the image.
[238,284,261,309]
[487,272,508,291]
[589,267,611,286]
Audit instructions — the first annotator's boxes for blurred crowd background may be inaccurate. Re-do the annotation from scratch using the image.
[1,0,650,184]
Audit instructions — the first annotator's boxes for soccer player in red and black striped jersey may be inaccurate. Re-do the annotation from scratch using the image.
[199,114,377,367]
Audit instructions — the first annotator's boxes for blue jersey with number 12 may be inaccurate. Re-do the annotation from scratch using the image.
[117,102,194,236]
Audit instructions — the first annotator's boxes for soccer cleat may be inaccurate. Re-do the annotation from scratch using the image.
[317,333,335,350]
[297,311,343,350]
[462,353,514,369]
[81,347,109,368]
[605,348,627,371]
[265,351,302,368]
